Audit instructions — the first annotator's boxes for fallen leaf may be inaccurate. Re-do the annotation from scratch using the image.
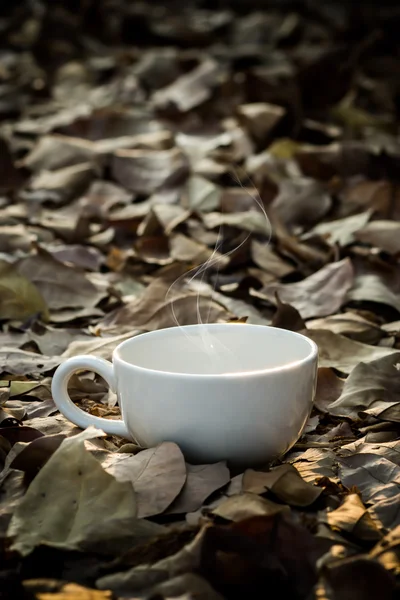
[202,210,271,236]
[102,442,187,518]
[327,353,400,421]
[271,177,332,229]
[253,258,354,319]
[182,176,221,212]
[152,59,223,112]
[305,329,399,374]
[8,428,160,556]
[306,312,384,344]
[325,493,382,543]
[166,462,230,514]
[305,211,372,247]
[211,493,289,522]
[237,102,286,144]
[319,554,395,600]
[355,220,400,255]
[338,453,400,503]
[17,247,104,310]
[314,368,345,413]
[112,147,188,195]
[243,464,322,507]
[0,260,49,322]
[291,448,339,483]
[34,582,112,600]
[0,348,61,376]
[20,134,96,172]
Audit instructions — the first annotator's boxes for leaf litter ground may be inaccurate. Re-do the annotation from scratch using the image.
[1,1,400,598]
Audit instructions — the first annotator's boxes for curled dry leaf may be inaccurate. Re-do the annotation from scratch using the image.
[7,428,161,556]
[252,258,354,319]
[211,493,289,522]
[102,442,187,518]
[243,464,322,507]
[324,493,382,543]
[305,329,399,374]
[306,312,384,344]
[327,353,400,421]
[152,59,223,112]
[166,462,230,515]
[112,147,188,195]
[355,220,400,254]
[338,453,400,504]
[305,211,372,247]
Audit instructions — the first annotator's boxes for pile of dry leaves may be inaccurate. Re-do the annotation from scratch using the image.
[2,0,400,598]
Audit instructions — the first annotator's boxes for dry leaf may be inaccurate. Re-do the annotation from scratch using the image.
[8,428,160,556]
[212,493,289,522]
[243,464,322,507]
[327,353,400,421]
[0,260,49,322]
[103,442,187,518]
[166,462,230,514]
[17,247,104,310]
[305,329,399,374]
[253,259,354,319]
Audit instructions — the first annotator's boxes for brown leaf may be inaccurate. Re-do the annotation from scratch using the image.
[325,493,382,543]
[211,493,289,522]
[253,258,354,319]
[20,134,97,172]
[112,147,188,195]
[306,312,384,344]
[327,353,400,421]
[305,329,399,374]
[271,294,306,331]
[148,574,224,600]
[0,260,49,322]
[0,426,44,446]
[271,177,332,229]
[338,453,400,503]
[10,433,65,483]
[319,554,395,600]
[34,582,112,600]
[306,211,372,247]
[355,220,400,255]
[62,331,142,361]
[243,464,322,507]
[8,428,161,556]
[250,240,294,278]
[0,348,61,376]
[166,462,230,515]
[102,442,187,518]
[347,266,400,314]
[27,163,95,203]
[152,59,224,112]
[314,368,345,413]
[182,176,221,212]
[17,246,104,310]
[202,210,271,237]
[292,448,339,483]
[237,102,286,144]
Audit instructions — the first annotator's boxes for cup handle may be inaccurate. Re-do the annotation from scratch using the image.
[51,355,131,439]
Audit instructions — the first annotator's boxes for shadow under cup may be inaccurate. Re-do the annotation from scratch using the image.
[114,324,318,465]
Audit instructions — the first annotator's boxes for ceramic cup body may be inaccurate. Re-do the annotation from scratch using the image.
[51,324,318,465]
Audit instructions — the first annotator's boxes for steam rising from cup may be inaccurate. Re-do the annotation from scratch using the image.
[165,169,272,369]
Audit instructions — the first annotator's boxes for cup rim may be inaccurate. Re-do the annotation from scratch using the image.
[113,323,318,378]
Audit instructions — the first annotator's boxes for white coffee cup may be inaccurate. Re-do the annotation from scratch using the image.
[51,324,318,465]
